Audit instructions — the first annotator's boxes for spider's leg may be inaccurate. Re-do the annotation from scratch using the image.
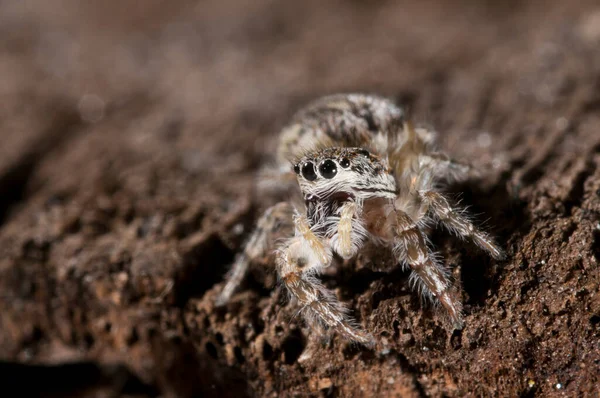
[397,121,473,183]
[393,209,464,329]
[420,152,473,184]
[420,190,505,260]
[298,315,331,363]
[293,212,332,265]
[216,202,294,306]
[276,235,374,346]
[256,164,298,199]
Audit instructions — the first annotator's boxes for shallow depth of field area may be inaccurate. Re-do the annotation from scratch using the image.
[0,1,599,397]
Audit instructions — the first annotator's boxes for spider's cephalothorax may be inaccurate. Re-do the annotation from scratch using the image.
[294,147,397,204]
[216,93,504,347]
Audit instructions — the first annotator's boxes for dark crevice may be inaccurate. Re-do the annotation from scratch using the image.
[244,267,277,299]
[215,332,224,345]
[234,346,246,364]
[281,330,305,365]
[149,334,251,398]
[338,267,388,299]
[205,341,218,359]
[394,91,418,116]
[444,175,528,304]
[0,361,158,397]
[563,159,595,215]
[173,233,235,307]
[0,155,37,226]
[593,229,600,264]
[262,340,274,361]
[459,248,497,305]
[561,221,577,242]
[342,342,375,361]
[0,103,82,226]
[393,352,428,398]
[517,124,569,186]
[173,208,207,239]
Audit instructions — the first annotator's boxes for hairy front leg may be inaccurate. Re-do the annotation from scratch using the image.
[277,236,374,346]
[394,209,464,329]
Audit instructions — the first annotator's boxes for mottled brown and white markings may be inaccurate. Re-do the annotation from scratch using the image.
[216,93,504,348]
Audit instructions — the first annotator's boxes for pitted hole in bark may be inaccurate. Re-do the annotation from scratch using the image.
[205,341,218,359]
[83,333,95,349]
[262,340,274,361]
[592,229,600,263]
[342,343,375,361]
[175,234,235,306]
[342,268,386,299]
[215,332,224,345]
[234,346,246,364]
[126,328,139,346]
[282,332,305,364]
[450,329,462,350]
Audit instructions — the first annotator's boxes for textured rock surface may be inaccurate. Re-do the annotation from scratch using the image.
[0,0,599,396]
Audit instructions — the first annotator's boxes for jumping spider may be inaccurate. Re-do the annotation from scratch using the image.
[216,93,504,345]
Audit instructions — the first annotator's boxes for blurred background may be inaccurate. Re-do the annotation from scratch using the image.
[1,0,599,397]
[3,0,598,166]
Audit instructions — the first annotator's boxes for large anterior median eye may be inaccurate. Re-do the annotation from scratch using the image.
[318,159,337,179]
[301,162,317,181]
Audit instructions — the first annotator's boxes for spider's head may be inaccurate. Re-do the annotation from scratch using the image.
[293,147,397,203]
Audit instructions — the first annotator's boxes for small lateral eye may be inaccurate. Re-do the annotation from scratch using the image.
[293,164,300,174]
[358,149,370,157]
[301,162,317,181]
[339,157,350,168]
[318,159,338,179]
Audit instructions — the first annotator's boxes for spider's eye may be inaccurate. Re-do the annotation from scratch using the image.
[318,159,337,179]
[339,157,350,168]
[301,162,317,181]
[293,164,300,174]
[358,149,370,157]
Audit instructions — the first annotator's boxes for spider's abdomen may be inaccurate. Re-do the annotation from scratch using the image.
[276,94,405,164]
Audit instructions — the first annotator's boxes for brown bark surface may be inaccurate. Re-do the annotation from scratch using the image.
[1,0,599,396]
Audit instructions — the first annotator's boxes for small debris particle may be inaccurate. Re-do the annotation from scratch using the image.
[318,378,333,390]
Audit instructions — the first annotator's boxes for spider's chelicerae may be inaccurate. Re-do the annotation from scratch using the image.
[216,93,504,346]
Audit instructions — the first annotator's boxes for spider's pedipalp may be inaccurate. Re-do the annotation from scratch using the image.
[393,209,464,329]
[216,202,294,306]
[331,200,365,259]
[421,190,505,260]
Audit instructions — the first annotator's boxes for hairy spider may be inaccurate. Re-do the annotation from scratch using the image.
[216,93,504,345]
